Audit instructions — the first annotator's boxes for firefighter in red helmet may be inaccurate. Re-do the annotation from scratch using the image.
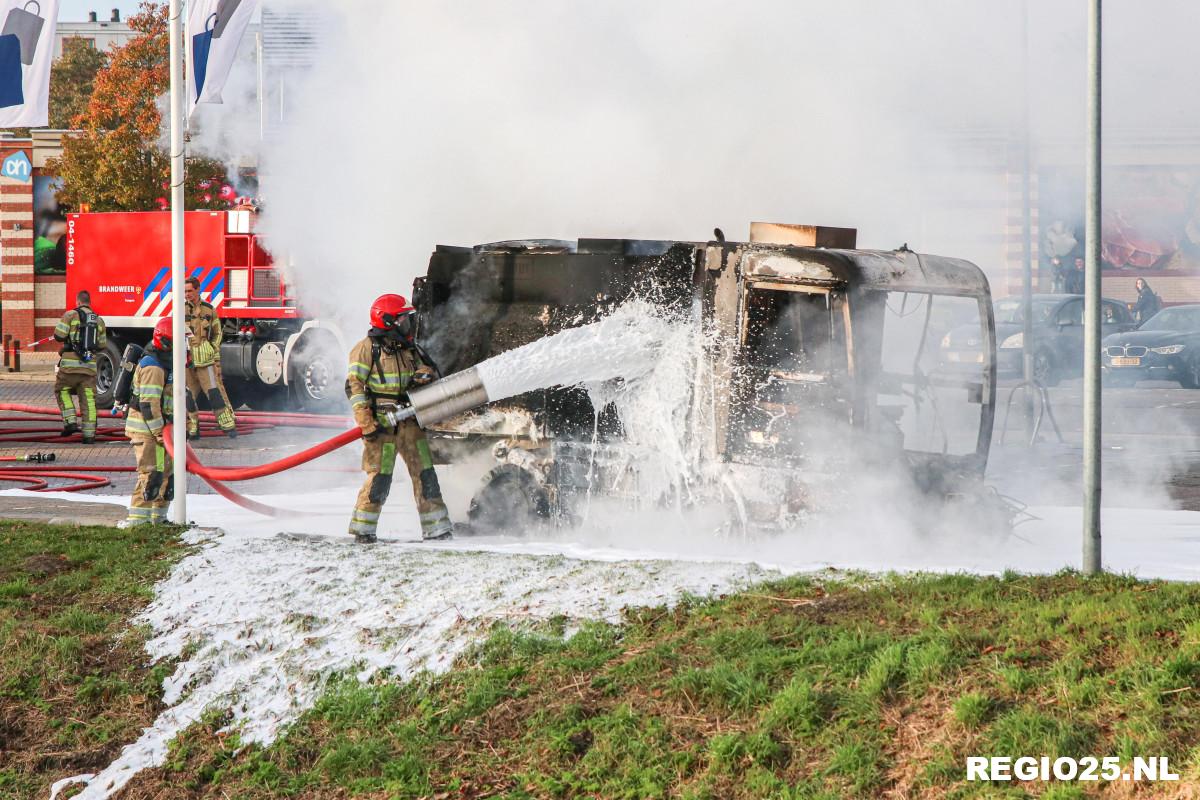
[122,318,177,526]
[345,294,453,542]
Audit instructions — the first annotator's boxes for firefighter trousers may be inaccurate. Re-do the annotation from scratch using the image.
[186,364,236,434]
[350,419,452,539]
[127,435,172,525]
[54,370,97,438]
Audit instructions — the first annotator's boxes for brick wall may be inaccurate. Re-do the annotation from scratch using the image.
[1101,273,1200,306]
[0,140,35,353]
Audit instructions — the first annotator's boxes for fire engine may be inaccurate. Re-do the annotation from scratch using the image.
[65,209,345,410]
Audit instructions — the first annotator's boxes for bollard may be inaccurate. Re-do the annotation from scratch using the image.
[2,334,10,368]
[11,339,19,372]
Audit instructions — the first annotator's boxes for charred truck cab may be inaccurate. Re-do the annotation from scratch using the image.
[413,224,996,530]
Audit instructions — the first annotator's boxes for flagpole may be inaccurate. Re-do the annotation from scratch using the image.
[169,0,188,525]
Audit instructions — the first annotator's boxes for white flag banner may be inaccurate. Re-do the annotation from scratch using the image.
[186,0,257,116]
[0,0,59,127]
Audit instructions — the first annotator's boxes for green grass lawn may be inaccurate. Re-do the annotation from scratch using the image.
[5,518,1200,799]
[0,519,185,800]
[118,570,1200,800]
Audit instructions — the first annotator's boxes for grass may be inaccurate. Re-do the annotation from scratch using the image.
[0,519,186,800]
[110,570,1200,799]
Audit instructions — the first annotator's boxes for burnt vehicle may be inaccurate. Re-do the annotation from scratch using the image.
[941,293,1133,386]
[411,224,998,529]
[1102,304,1200,388]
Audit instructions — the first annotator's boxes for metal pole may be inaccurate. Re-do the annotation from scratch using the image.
[169,0,188,525]
[255,30,264,142]
[1020,0,1035,441]
[1082,0,1102,574]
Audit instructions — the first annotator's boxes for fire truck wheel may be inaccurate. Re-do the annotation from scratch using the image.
[468,464,550,533]
[288,332,343,412]
[93,340,124,409]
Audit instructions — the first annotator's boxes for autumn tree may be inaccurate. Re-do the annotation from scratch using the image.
[48,38,109,129]
[50,2,230,212]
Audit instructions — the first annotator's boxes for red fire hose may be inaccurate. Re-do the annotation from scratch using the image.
[1,404,364,515]
[162,424,363,517]
[0,465,136,492]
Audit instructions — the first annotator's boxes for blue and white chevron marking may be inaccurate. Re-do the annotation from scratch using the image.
[135,266,225,319]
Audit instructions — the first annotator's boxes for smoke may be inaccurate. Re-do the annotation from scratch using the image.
[181,1,1200,520]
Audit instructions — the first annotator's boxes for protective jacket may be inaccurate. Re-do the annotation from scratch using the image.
[125,351,174,439]
[345,335,448,540]
[346,336,435,432]
[186,299,222,367]
[53,306,107,374]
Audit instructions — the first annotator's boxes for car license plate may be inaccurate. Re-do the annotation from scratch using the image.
[946,352,983,363]
[1111,356,1141,366]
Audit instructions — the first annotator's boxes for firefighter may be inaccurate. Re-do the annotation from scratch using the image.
[123,318,176,526]
[52,290,107,443]
[346,294,453,543]
[183,276,237,439]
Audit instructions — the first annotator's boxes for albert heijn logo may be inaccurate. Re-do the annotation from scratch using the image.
[2,150,31,183]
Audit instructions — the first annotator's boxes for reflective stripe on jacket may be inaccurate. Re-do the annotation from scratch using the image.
[346,336,422,411]
[125,355,174,438]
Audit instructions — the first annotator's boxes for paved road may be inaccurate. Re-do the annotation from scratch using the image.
[989,377,1200,509]
[5,371,1200,517]
[0,376,362,501]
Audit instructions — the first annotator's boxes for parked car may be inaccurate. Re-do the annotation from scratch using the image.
[1102,304,1200,388]
[941,294,1134,386]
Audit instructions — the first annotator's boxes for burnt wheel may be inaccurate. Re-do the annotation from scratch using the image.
[468,464,550,533]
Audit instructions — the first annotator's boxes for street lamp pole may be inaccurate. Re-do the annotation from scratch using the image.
[168,0,188,525]
[1082,0,1102,574]
[1021,0,1035,441]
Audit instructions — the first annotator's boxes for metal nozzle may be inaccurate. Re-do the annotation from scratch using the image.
[406,367,491,427]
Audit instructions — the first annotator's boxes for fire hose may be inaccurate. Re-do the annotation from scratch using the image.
[0,403,361,507]
[0,367,488,516]
[161,423,363,517]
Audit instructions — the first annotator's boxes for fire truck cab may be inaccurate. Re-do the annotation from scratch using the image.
[65,210,344,410]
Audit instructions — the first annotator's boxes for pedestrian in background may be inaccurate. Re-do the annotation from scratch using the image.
[1130,277,1162,324]
[1064,257,1086,295]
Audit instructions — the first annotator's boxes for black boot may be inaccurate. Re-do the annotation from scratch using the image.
[187,430,201,441]
[81,435,95,445]
[225,428,238,439]
[353,531,377,544]
[61,423,79,437]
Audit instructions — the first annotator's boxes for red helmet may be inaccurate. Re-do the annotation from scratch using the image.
[370,294,414,330]
[151,317,174,350]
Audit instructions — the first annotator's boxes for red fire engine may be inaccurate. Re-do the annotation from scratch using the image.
[66,210,345,410]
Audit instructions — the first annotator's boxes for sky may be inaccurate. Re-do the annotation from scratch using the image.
[59,0,140,22]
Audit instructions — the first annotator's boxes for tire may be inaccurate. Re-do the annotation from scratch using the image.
[1032,348,1059,387]
[468,464,550,533]
[288,332,345,412]
[93,339,123,409]
[1180,359,1200,390]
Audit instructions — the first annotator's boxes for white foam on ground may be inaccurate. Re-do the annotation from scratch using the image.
[11,486,1200,799]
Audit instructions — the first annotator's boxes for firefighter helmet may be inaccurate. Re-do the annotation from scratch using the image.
[151,317,174,350]
[370,294,415,331]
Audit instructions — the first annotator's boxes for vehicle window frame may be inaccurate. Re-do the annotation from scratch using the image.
[1055,299,1084,327]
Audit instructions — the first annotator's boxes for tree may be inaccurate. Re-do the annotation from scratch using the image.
[49,2,231,212]
[48,38,109,129]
